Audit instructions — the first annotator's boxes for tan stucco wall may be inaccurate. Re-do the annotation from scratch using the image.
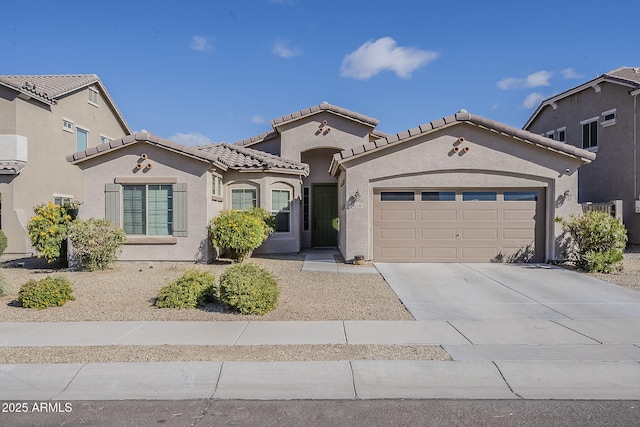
[78,143,213,262]
[337,123,585,262]
[0,86,128,254]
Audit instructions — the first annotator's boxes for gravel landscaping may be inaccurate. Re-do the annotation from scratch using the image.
[1,248,638,364]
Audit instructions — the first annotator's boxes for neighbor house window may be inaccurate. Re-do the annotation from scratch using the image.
[557,127,566,142]
[231,189,257,210]
[272,189,291,232]
[100,135,112,144]
[123,184,173,235]
[76,128,88,151]
[88,88,99,106]
[602,109,616,127]
[581,117,598,149]
[545,130,555,139]
[53,196,73,206]
[63,120,74,133]
[212,175,223,198]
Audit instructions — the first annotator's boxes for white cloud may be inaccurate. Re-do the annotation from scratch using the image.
[190,36,214,52]
[340,37,439,80]
[497,70,553,90]
[252,115,266,124]
[272,39,302,58]
[561,67,583,79]
[521,92,546,109]
[169,132,215,146]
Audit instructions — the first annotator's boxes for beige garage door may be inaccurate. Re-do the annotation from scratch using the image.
[373,189,545,262]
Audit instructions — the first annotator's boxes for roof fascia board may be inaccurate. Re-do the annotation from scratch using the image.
[236,167,308,176]
[0,81,55,106]
[272,109,377,129]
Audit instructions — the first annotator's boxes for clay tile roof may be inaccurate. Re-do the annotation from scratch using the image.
[331,111,596,170]
[0,161,26,174]
[67,132,224,168]
[271,102,379,128]
[605,66,640,86]
[234,130,279,147]
[197,143,309,174]
[0,74,100,104]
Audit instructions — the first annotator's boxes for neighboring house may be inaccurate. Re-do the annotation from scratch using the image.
[0,75,130,254]
[524,67,640,244]
[70,103,593,263]
[67,133,308,261]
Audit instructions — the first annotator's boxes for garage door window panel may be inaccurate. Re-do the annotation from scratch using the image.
[380,192,415,201]
[421,191,455,201]
[504,191,538,201]
[462,192,497,201]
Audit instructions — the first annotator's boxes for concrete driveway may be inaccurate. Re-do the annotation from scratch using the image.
[375,263,640,321]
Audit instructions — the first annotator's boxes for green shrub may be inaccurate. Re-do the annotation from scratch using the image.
[67,218,126,271]
[219,263,280,315]
[26,202,73,263]
[210,207,274,262]
[18,276,75,309]
[0,271,5,298]
[0,229,7,257]
[556,211,627,273]
[154,269,217,309]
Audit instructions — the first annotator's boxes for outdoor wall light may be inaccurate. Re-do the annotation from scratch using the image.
[354,190,361,201]
[563,190,573,201]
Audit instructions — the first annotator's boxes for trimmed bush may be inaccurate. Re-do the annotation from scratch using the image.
[219,263,280,315]
[18,276,75,309]
[0,229,7,257]
[67,218,126,271]
[154,269,217,309]
[210,207,274,262]
[556,211,628,273]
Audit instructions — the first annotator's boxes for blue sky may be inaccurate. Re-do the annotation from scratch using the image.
[2,0,638,145]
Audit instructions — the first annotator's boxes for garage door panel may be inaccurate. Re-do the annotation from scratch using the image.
[461,228,498,240]
[503,229,535,239]
[373,189,544,263]
[379,228,417,240]
[379,209,416,221]
[461,210,498,221]
[421,209,457,221]
[420,228,457,240]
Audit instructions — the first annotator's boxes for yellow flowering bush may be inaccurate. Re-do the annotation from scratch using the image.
[26,202,74,263]
[210,207,274,262]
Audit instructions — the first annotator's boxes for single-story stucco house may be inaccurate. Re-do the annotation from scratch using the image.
[67,103,595,263]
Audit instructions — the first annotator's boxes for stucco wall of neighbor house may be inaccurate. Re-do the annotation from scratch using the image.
[242,136,282,157]
[223,170,302,254]
[527,82,640,244]
[278,112,373,162]
[77,143,212,262]
[336,123,585,262]
[0,87,128,254]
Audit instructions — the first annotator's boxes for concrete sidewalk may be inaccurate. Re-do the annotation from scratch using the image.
[2,253,640,401]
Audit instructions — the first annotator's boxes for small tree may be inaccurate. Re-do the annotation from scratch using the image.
[556,211,627,273]
[26,202,74,263]
[210,207,274,262]
[67,218,126,271]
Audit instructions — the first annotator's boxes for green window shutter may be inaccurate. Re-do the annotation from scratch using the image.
[172,182,188,237]
[105,183,121,226]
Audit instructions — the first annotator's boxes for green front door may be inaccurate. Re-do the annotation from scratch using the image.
[312,184,338,247]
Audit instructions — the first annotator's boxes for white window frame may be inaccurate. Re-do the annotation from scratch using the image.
[76,126,89,152]
[99,135,113,145]
[580,117,599,151]
[545,130,555,139]
[88,87,99,107]
[271,188,292,233]
[53,194,74,206]
[212,174,223,199]
[230,188,258,210]
[556,127,566,142]
[62,119,74,133]
[601,108,617,127]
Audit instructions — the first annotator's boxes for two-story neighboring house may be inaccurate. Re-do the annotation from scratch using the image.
[0,75,131,255]
[524,67,640,244]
